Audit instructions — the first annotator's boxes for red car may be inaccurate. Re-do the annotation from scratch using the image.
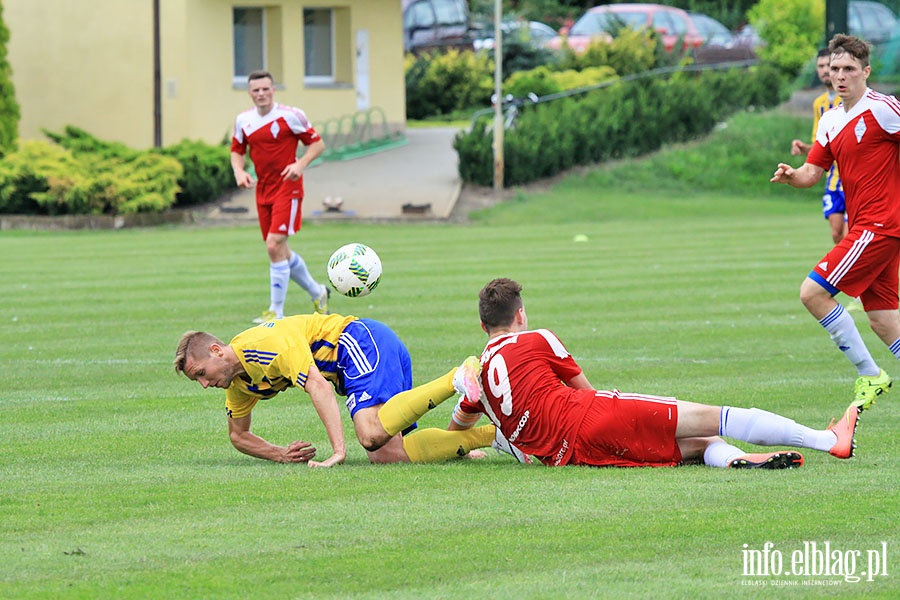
[548,3,704,54]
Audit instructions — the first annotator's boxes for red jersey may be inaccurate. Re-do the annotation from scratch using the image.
[457,329,593,466]
[231,103,321,203]
[807,89,900,236]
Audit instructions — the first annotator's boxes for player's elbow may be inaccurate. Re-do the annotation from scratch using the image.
[229,430,248,452]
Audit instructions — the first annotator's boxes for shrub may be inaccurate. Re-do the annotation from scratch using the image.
[46,126,233,208]
[503,65,617,97]
[748,0,824,76]
[155,139,234,207]
[491,31,556,76]
[405,49,494,119]
[454,63,786,187]
[0,140,182,215]
[0,2,19,157]
[556,28,662,76]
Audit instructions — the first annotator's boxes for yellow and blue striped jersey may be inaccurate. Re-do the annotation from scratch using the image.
[224,313,357,418]
[812,91,842,193]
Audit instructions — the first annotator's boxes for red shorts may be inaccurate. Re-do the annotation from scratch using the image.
[810,227,900,311]
[255,177,304,240]
[568,391,682,467]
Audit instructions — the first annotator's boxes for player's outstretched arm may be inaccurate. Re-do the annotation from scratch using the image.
[304,366,347,468]
[770,162,824,188]
[227,414,316,463]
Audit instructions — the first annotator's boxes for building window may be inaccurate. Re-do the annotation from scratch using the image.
[304,8,334,84]
[233,7,265,84]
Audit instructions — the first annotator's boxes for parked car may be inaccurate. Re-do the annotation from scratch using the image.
[402,0,473,53]
[848,0,899,45]
[473,20,557,50]
[547,3,704,54]
[689,13,757,63]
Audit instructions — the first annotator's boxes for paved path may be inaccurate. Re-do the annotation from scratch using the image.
[197,127,464,224]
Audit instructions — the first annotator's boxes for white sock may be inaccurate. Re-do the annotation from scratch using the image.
[703,441,746,468]
[288,251,324,299]
[889,338,900,361]
[819,304,880,376]
[720,407,836,452]
[268,259,290,318]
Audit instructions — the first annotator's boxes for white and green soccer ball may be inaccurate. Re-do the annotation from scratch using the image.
[327,243,382,297]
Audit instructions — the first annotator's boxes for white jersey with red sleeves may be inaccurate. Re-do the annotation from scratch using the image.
[457,328,593,465]
[231,103,321,190]
[807,88,900,235]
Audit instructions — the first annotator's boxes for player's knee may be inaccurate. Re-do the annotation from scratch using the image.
[799,279,826,309]
[357,429,389,452]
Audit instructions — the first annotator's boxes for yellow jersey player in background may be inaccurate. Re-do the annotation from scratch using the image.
[174,314,493,466]
[791,47,847,245]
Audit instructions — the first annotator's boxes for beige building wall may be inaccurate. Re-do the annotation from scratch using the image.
[5,0,406,149]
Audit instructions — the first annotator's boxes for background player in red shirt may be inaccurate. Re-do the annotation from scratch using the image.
[448,278,859,469]
[772,35,900,411]
[231,70,330,323]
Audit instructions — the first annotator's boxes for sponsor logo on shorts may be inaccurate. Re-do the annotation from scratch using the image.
[552,439,569,466]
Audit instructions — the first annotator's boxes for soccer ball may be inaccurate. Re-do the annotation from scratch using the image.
[327,243,382,297]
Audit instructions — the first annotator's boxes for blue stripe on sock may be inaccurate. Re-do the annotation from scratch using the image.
[890,338,900,357]
[819,304,845,328]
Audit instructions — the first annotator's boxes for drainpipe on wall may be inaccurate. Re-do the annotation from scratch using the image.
[153,0,162,147]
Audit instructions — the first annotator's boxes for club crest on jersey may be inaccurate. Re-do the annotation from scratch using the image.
[855,116,866,143]
[270,121,281,138]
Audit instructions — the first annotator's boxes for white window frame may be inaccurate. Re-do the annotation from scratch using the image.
[233,7,267,87]
[304,8,336,85]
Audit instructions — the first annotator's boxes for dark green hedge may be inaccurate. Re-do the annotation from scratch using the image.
[454,64,787,187]
[0,127,235,215]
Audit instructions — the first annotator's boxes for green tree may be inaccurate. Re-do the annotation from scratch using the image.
[0,1,19,156]
[748,0,825,76]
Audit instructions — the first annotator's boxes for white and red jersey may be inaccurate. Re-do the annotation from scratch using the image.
[456,329,594,466]
[808,88,900,236]
[231,103,321,201]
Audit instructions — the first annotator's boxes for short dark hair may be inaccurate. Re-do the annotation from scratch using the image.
[479,278,523,330]
[247,70,274,84]
[829,34,871,68]
[817,47,830,59]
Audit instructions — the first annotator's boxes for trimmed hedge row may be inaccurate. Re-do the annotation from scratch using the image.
[454,64,786,187]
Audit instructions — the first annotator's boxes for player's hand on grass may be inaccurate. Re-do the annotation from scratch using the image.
[463,449,488,460]
[281,440,317,463]
[308,450,346,468]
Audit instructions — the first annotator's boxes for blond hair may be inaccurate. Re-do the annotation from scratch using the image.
[173,331,223,374]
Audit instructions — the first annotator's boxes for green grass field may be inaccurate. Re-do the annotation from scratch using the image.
[2,110,898,598]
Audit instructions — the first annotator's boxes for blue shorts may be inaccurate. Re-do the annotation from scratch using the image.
[337,319,415,425]
[822,189,846,219]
